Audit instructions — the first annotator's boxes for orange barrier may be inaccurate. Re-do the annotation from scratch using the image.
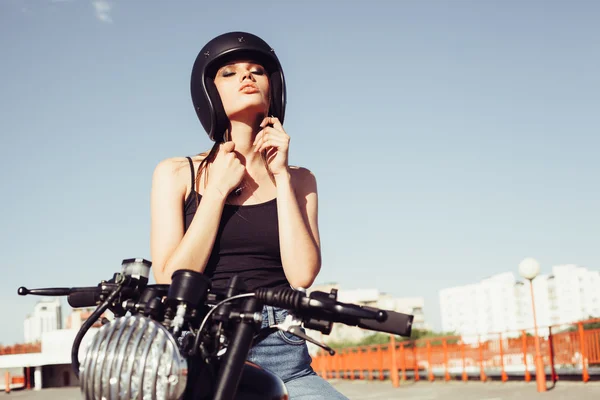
[3,374,26,393]
[0,342,41,355]
[312,318,600,386]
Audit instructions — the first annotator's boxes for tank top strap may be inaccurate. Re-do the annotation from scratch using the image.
[185,156,195,192]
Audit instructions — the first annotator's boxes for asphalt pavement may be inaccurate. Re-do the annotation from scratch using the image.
[4,380,600,399]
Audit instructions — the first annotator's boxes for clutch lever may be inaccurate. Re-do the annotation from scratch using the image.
[272,313,336,355]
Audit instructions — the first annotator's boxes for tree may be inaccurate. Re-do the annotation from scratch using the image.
[325,329,460,351]
[564,316,600,332]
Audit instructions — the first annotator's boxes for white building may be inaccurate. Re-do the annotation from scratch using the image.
[439,272,522,342]
[439,264,600,341]
[23,298,62,343]
[1,304,116,391]
[540,264,600,326]
[377,296,428,331]
[65,307,104,330]
[516,272,553,329]
[0,326,100,390]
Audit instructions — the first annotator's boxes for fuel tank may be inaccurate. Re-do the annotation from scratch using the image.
[235,361,288,400]
[183,359,288,400]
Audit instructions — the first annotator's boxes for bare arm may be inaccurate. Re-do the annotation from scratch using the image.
[275,167,321,289]
[149,158,228,284]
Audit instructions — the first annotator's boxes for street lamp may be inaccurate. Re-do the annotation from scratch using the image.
[518,257,547,393]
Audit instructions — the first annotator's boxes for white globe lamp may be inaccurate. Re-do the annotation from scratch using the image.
[518,257,540,281]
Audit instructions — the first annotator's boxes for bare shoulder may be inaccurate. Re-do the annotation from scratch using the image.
[153,157,189,180]
[289,165,317,180]
[289,165,318,193]
[153,153,208,177]
[151,154,205,196]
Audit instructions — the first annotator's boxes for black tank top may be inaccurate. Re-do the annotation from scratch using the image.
[182,157,291,291]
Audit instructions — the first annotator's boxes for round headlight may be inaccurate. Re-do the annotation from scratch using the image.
[79,314,187,400]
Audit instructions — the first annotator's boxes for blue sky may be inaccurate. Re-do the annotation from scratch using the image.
[1,0,599,345]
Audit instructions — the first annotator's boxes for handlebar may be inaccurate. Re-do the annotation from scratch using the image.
[18,268,414,400]
[18,286,99,297]
[18,286,104,308]
[19,282,414,337]
[253,287,413,337]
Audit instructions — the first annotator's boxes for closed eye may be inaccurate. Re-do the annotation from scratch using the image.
[219,65,265,77]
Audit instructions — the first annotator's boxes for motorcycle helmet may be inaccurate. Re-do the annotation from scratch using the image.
[190,31,287,142]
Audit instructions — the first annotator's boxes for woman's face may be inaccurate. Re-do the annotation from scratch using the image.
[213,60,270,121]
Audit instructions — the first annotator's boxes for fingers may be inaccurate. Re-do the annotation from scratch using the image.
[260,116,284,131]
[254,117,287,153]
[255,139,272,154]
[253,126,289,153]
[253,128,272,153]
[265,147,278,163]
[220,141,235,153]
[252,129,265,149]
[216,141,241,168]
[255,133,288,153]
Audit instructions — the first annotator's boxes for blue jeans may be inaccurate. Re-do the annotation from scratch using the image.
[247,306,348,400]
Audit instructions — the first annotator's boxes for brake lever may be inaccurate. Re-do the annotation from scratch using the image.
[273,314,336,356]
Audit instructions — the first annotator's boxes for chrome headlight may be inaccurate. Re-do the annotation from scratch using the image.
[79,315,188,400]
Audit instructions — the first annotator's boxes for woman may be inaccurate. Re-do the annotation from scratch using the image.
[150,31,348,399]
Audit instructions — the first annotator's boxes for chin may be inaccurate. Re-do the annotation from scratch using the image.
[225,101,269,120]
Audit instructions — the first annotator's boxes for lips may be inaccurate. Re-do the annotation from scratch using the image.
[239,83,259,93]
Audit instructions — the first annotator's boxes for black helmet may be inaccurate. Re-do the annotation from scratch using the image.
[190,31,287,142]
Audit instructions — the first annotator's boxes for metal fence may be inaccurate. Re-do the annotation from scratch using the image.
[311,318,600,386]
[0,342,41,355]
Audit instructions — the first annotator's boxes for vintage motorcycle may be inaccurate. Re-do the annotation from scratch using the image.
[18,258,414,399]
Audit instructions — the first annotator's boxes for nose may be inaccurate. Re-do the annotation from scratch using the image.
[240,69,255,82]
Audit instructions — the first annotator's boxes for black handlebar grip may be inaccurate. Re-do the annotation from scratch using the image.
[68,291,100,308]
[357,307,414,337]
[255,287,303,309]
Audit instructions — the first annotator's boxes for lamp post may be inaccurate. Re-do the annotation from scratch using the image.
[518,257,547,393]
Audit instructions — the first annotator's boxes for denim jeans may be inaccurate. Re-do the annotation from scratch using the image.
[246,306,349,400]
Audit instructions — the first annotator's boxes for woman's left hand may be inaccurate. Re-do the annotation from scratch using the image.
[253,116,290,177]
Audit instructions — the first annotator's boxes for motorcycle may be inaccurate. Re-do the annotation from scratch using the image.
[18,258,414,399]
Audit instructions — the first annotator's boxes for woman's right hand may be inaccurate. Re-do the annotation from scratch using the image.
[206,141,245,197]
